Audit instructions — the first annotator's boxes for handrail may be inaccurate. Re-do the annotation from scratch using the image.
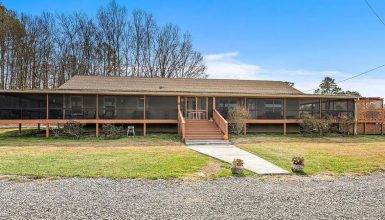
[213,109,228,136]
[178,110,186,141]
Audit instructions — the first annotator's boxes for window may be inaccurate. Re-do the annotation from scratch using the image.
[215,98,243,118]
[104,97,116,108]
[70,96,83,115]
[146,96,177,119]
[103,96,116,119]
[264,100,283,119]
[321,99,354,118]
[137,97,145,109]
[246,99,283,119]
[48,95,64,119]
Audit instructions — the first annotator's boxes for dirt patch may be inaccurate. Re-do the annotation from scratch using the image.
[184,161,224,180]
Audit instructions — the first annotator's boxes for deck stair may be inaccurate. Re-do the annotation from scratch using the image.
[185,120,225,141]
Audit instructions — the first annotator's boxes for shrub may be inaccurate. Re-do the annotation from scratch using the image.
[231,159,244,175]
[62,121,84,139]
[232,159,244,167]
[101,124,124,139]
[228,105,249,135]
[302,115,333,136]
[338,115,354,135]
[51,128,62,137]
[292,156,304,165]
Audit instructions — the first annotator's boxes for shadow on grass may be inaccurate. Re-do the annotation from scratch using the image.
[0,129,45,137]
[232,172,248,177]
[292,170,307,176]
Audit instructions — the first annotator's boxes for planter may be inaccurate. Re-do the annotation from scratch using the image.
[291,164,304,172]
[231,165,244,174]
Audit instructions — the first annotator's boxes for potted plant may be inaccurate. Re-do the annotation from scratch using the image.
[291,156,304,173]
[231,159,244,174]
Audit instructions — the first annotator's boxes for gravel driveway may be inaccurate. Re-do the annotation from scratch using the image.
[0,175,384,219]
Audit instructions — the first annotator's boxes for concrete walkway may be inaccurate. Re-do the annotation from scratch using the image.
[187,144,289,175]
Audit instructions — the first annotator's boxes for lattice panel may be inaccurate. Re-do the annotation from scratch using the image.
[357,98,384,122]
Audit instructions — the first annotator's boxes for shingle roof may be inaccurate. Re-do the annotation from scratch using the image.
[59,75,304,96]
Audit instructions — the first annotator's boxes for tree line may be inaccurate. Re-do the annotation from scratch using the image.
[0,1,206,90]
[314,77,361,96]
[285,77,361,96]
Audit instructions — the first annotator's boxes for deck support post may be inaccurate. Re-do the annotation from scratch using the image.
[18,123,22,135]
[353,121,357,136]
[143,123,147,136]
[283,123,287,135]
[244,123,247,135]
[381,123,384,136]
[38,123,41,131]
[45,124,49,138]
[96,123,99,138]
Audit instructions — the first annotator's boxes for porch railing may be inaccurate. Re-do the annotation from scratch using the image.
[186,109,207,120]
[213,109,228,136]
[178,109,186,141]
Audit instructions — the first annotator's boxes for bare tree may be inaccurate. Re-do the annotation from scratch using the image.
[97,0,127,76]
[0,0,207,90]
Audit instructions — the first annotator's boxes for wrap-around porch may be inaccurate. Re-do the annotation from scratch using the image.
[0,92,364,140]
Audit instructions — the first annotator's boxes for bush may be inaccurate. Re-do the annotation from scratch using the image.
[62,121,84,139]
[292,156,304,165]
[101,124,124,139]
[338,115,354,135]
[231,159,244,175]
[51,128,62,137]
[302,116,333,136]
[302,115,355,136]
[228,105,249,135]
[232,159,244,167]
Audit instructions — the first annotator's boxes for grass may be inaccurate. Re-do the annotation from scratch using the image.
[5,128,381,178]
[0,145,212,179]
[232,134,385,175]
[0,128,244,179]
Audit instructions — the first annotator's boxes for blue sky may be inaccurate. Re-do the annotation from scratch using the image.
[2,0,385,97]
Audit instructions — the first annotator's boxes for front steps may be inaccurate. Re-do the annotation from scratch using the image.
[185,120,225,141]
[185,140,230,145]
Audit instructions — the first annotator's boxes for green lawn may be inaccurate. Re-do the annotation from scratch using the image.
[3,128,383,178]
[232,134,385,175]
[0,129,238,179]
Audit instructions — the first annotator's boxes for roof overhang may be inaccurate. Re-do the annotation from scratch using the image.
[0,89,359,99]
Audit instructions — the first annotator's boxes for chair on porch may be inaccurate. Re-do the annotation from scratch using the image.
[127,126,135,136]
